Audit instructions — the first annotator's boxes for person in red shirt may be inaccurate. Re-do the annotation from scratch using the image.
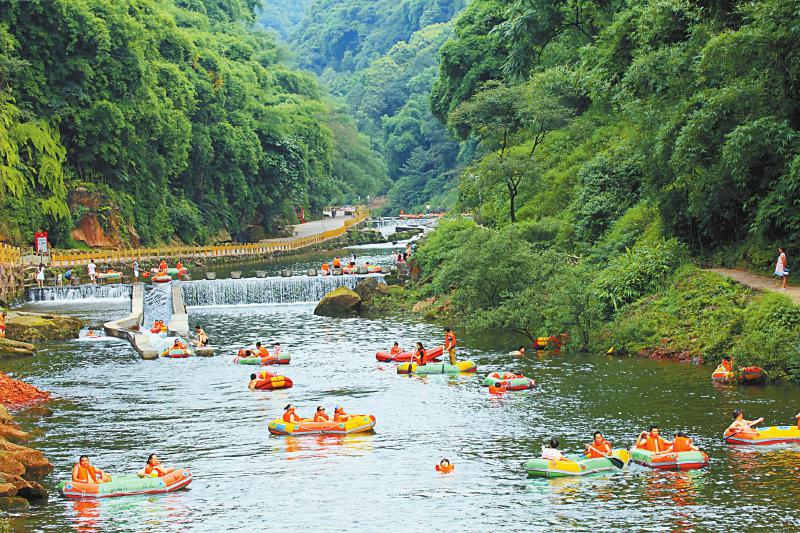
[585,431,612,458]
[444,327,457,365]
[636,425,673,453]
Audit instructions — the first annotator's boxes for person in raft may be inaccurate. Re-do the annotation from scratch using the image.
[725,409,764,436]
[144,454,175,478]
[256,341,269,357]
[314,406,330,422]
[191,324,208,347]
[721,355,733,373]
[510,345,527,356]
[273,342,282,355]
[172,338,187,350]
[159,259,168,271]
[636,425,673,453]
[413,342,428,366]
[175,260,183,271]
[86,328,99,338]
[390,341,403,356]
[283,404,308,423]
[585,431,612,458]
[444,327,457,365]
[333,406,352,422]
[775,247,789,290]
[669,432,700,452]
[541,438,566,461]
[72,455,112,484]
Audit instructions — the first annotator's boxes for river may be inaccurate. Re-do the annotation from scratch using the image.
[5,249,800,531]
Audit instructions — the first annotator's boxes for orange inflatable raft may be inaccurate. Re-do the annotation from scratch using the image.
[252,371,293,390]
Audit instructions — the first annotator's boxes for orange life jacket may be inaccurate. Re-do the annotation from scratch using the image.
[416,348,427,365]
[639,434,668,453]
[159,261,167,270]
[587,439,612,458]
[390,346,401,355]
[672,436,693,452]
[722,359,733,372]
[334,412,350,422]
[445,331,456,349]
[176,262,183,269]
[257,346,269,357]
[314,413,330,422]
[283,409,299,423]
[145,464,167,477]
[333,259,341,268]
[321,263,329,271]
[75,465,98,483]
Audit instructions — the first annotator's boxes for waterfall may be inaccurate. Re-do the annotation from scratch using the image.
[27,284,132,302]
[181,275,381,307]
[142,283,173,327]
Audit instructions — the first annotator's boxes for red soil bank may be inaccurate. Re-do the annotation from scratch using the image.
[0,372,50,408]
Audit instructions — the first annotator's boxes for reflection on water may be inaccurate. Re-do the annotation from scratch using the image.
[5,294,800,531]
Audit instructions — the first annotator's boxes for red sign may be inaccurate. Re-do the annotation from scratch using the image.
[34,231,48,253]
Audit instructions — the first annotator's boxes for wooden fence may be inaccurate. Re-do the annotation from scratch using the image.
[0,243,21,266]
[48,206,369,268]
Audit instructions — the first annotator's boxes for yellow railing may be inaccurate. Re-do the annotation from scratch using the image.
[49,206,369,267]
[0,243,21,265]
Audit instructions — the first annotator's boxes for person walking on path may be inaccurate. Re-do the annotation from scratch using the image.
[87,259,97,285]
[775,247,789,290]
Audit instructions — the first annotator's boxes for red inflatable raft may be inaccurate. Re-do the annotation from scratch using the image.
[375,346,443,363]
[252,371,293,390]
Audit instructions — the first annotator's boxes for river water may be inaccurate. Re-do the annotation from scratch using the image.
[5,252,800,531]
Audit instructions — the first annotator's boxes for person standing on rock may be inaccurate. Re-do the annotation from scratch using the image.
[775,247,789,290]
[87,259,97,285]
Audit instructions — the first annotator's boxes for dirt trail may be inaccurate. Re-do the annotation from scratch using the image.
[706,268,800,304]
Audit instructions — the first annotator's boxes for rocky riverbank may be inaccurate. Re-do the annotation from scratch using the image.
[4,312,82,344]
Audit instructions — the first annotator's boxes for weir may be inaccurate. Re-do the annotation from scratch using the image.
[27,284,132,302]
[180,274,381,307]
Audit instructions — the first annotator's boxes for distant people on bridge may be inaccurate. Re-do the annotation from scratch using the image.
[775,247,789,290]
[87,259,97,284]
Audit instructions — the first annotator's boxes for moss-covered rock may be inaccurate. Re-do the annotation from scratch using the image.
[6,312,82,342]
[354,277,391,302]
[314,287,361,317]
[0,338,35,358]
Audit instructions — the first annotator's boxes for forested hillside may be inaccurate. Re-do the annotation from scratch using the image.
[0,0,387,247]
[266,0,467,213]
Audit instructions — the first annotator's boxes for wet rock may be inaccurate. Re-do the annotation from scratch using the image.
[314,287,361,317]
[354,278,390,302]
[0,473,47,502]
[0,338,35,358]
[6,312,82,342]
[0,496,30,510]
[0,439,53,480]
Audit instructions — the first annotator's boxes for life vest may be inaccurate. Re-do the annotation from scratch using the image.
[639,434,668,453]
[314,413,330,422]
[321,263,329,271]
[333,258,341,268]
[283,409,299,423]
[159,261,167,270]
[334,411,350,422]
[586,439,611,458]
[145,464,167,477]
[445,331,456,349]
[672,436,693,452]
[257,346,269,357]
[390,345,402,355]
[416,348,427,365]
[722,359,733,372]
[75,464,98,483]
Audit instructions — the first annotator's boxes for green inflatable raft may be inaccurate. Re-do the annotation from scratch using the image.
[523,449,630,478]
[396,360,477,375]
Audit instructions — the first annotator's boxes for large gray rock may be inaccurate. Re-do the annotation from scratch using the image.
[6,312,82,343]
[314,287,361,317]
[354,277,390,301]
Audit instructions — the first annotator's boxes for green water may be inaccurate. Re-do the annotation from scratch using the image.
[5,274,800,531]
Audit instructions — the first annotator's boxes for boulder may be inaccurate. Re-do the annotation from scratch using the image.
[314,287,361,317]
[5,312,82,342]
[354,278,391,302]
[0,496,30,510]
[0,338,35,358]
[0,439,53,480]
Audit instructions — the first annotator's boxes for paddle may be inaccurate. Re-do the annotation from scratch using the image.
[587,445,624,469]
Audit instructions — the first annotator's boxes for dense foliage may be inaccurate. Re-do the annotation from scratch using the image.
[0,0,387,246]
[273,0,466,213]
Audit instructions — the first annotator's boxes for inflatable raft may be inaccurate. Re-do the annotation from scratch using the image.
[161,346,193,358]
[396,360,477,375]
[629,447,709,470]
[711,364,735,383]
[268,414,376,436]
[723,425,800,445]
[523,450,629,478]
[482,371,535,390]
[152,274,172,283]
[234,351,291,365]
[376,346,443,363]
[739,366,766,384]
[252,371,293,390]
[58,469,192,498]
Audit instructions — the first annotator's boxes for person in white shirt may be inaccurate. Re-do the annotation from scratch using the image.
[87,260,97,285]
[541,437,566,462]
